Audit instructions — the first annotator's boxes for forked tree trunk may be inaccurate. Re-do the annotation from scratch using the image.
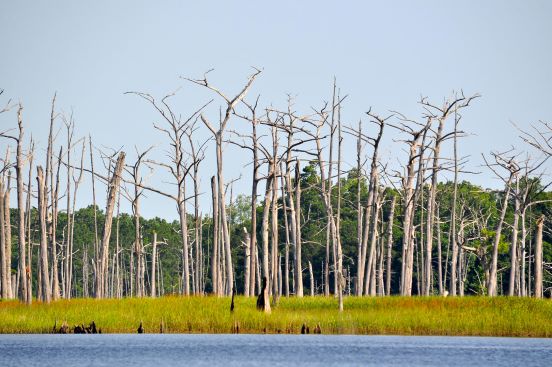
[488,178,512,297]
[36,166,51,303]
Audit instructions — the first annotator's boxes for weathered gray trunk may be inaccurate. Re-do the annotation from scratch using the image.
[385,196,396,296]
[261,172,273,289]
[488,179,512,297]
[95,152,125,299]
[243,228,250,296]
[36,166,51,303]
[15,106,29,304]
[308,261,314,296]
[508,178,520,296]
[534,216,544,298]
[3,173,13,299]
[424,118,445,296]
[151,232,158,297]
[294,161,303,297]
[271,159,279,299]
[210,176,220,295]
[400,136,422,296]
[436,207,444,295]
[0,181,6,299]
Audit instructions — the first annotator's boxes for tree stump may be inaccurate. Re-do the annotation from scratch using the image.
[256,277,271,313]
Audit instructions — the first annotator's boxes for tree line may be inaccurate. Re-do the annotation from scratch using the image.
[0,71,551,308]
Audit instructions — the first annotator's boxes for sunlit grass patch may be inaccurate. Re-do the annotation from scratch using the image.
[0,296,550,336]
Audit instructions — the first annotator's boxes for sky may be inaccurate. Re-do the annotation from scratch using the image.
[1,1,551,220]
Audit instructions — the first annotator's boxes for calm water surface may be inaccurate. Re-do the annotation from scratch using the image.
[0,334,550,366]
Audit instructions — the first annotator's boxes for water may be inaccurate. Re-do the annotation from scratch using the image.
[0,334,550,366]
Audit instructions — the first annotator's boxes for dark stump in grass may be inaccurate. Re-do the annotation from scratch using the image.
[256,277,271,313]
[230,286,235,312]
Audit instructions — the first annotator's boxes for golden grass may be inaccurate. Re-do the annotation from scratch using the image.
[0,296,550,336]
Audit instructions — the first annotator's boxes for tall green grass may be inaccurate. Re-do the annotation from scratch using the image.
[0,296,550,336]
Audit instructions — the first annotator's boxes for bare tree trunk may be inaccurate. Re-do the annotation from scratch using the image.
[51,148,62,300]
[243,227,250,296]
[488,178,512,297]
[67,141,84,298]
[400,129,425,296]
[280,170,290,297]
[385,196,396,296]
[216,136,233,296]
[355,121,363,296]
[46,96,58,300]
[508,177,520,296]
[436,207,444,295]
[449,119,459,296]
[134,194,143,297]
[534,215,544,298]
[424,118,445,295]
[210,176,220,295]
[3,171,13,299]
[520,209,527,297]
[25,140,34,303]
[95,152,125,299]
[151,232,158,297]
[294,160,303,297]
[336,97,344,310]
[0,181,6,299]
[365,176,381,296]
[15,105,29,304]
[63,120,73,299]
[37,166,51,303]
[192,153,201,295]
[308,261,314,296]
[261,172,273,291]
[270,153,279,300]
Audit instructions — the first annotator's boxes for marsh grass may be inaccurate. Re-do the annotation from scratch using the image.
[0,296,550,336]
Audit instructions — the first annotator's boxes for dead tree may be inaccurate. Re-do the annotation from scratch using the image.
[36,166,51,303]
[419,93,479,295]
[47,95,60,300]
[185,124,208,295]
[186,68,261,296]
[125,91,210,296]
[211,176,221,295]
[95,152,126,299]
[534,215,544,298]
[232,97,263,296]
[122,146,154,297]
[0,104,30,303]
[0,158,9,299]
[385,195,396,295]
[345,109,387,296]
[483,150,519,296]
[389,113,430,296]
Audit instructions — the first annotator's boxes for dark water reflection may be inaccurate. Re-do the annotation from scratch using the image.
[0,334,550,366]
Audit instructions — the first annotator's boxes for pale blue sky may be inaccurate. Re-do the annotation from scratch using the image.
[1,1,551,219]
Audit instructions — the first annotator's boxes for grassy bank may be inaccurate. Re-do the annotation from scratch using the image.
[0,296,550,337]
